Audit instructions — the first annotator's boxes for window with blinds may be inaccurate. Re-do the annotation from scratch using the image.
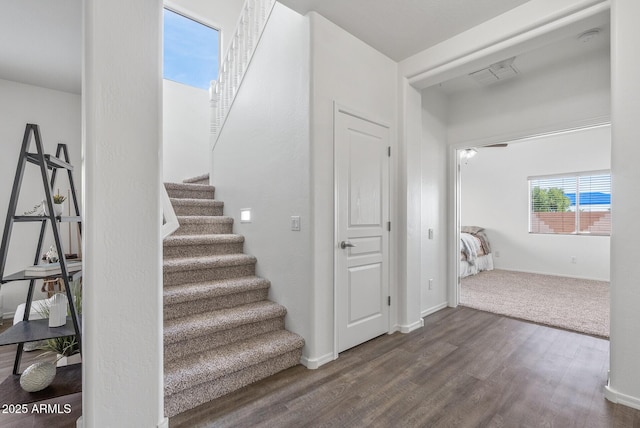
[529,171,611,235]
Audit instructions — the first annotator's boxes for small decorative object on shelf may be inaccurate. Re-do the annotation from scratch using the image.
[45,246,59,263]
[48,293,68,328]
[19,361,56,392]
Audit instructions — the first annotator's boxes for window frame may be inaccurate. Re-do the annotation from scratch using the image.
[162,5,221,89]
[528,169,611,236]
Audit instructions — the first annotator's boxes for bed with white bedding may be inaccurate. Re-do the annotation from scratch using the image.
[460,226,494,278]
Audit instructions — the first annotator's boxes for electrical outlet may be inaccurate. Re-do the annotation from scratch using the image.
[428,229,434,239]
[495,251,500,258]
[571,256,577,264]
[428,279,433,290]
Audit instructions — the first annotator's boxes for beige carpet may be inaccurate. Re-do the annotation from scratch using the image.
[460,269,609,338]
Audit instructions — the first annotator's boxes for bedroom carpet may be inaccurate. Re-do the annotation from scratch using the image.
[460,269,609,338]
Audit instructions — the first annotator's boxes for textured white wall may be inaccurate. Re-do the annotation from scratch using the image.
[607,0,640,409]
[420,87,449,315]
[211,4,314,360]
[460,126,611,281]
[310,11,400,357]
[83,0,164,425]
[0,79,81,319]
[163,80,210,183]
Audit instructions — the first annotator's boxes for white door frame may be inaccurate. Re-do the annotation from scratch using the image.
[333,102,392,359]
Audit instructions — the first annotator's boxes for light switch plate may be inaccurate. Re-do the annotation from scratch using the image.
[291,216,300,231]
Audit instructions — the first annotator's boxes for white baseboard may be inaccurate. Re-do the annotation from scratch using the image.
[421,302,448,318]
[399,318,424,333]
[605,384,640,410]
[300,352,334,370]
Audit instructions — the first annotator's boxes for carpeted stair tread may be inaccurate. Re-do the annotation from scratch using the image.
[163,233,244,258]
[170,198,223,207]
[163,233,244,247]
[177,215,233,224]
[165,182,215,200]
[182,173,210,184]
[165,182,214,192]
[164,301,286,345]
[164,276,269,305]
[164,329,304,396]
[163,254,256,272]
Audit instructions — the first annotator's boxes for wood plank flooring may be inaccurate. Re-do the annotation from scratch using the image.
[0,321,82,428]
[2,307,640,427]
[171,307,640,428]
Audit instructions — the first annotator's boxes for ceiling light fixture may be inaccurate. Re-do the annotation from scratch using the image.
[460,148,478,164]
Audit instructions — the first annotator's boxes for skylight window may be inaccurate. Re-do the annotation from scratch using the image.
[163,8,219,90]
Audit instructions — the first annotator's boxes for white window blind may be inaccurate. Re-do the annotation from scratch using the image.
[529,171,611,235]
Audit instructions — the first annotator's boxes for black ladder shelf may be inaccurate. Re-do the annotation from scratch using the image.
[0,123,82,377]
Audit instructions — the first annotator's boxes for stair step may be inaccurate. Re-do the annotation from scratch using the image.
[171,198,224,216]
[164,300,285,345]
[163,254,256,286]
[164,330,304,416]
[163,234,244,258]
[182,174,209,185]
[164,276,270,320]
[165,182,215,200]
[164,300,286,362]
[173,216,234,235]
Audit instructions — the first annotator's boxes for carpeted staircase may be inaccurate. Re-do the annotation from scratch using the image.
[163,175,304,417]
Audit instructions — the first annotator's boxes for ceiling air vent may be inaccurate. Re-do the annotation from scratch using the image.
[469,57,518,86]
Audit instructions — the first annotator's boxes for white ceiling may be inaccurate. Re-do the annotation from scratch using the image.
[0,0,605,96]
[278,0,531,62]
[0,0,81,94]
[440,22,611,94]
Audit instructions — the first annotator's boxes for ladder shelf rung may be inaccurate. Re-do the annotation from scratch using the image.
[13,215,82,223]
[25,153,74,171]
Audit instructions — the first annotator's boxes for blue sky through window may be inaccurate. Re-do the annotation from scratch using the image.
[163,9,219,90]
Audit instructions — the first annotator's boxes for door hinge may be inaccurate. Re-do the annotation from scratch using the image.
[387,221,391,232]
[388,146,391,157]
[387,296,391,306]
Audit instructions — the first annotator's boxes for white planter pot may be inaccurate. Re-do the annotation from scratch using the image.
[43,202,64,217]
[56,353,82,367]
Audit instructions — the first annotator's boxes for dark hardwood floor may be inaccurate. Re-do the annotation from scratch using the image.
[0,321,82,428]
[2,307,640,427]
[171,307,640,428]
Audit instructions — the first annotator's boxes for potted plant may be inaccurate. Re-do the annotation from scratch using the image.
[52,193,66,216]
[35,279,82,366]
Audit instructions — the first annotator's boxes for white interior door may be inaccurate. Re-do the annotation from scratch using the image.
[335,107,390,353]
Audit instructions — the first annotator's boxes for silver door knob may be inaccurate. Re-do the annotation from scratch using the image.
[340,241,356,249]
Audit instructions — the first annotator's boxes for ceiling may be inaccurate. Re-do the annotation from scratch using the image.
[278,0,531,61]
[439,21,610,94]
[0,1,604,96]
[0,0,81,94]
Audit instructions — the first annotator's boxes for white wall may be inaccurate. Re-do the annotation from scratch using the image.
[211,4,313,359]
[163,80,210,182]
[83,0,164,425]
[0,79,81,319]
[310,11,399,359]
[461,126,611,281]
[607,0,640,410]
[420,87,449,315]
[447,45,610,145]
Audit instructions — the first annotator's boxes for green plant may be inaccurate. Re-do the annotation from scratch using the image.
[53,194,66,204]
[34,279,82,356]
